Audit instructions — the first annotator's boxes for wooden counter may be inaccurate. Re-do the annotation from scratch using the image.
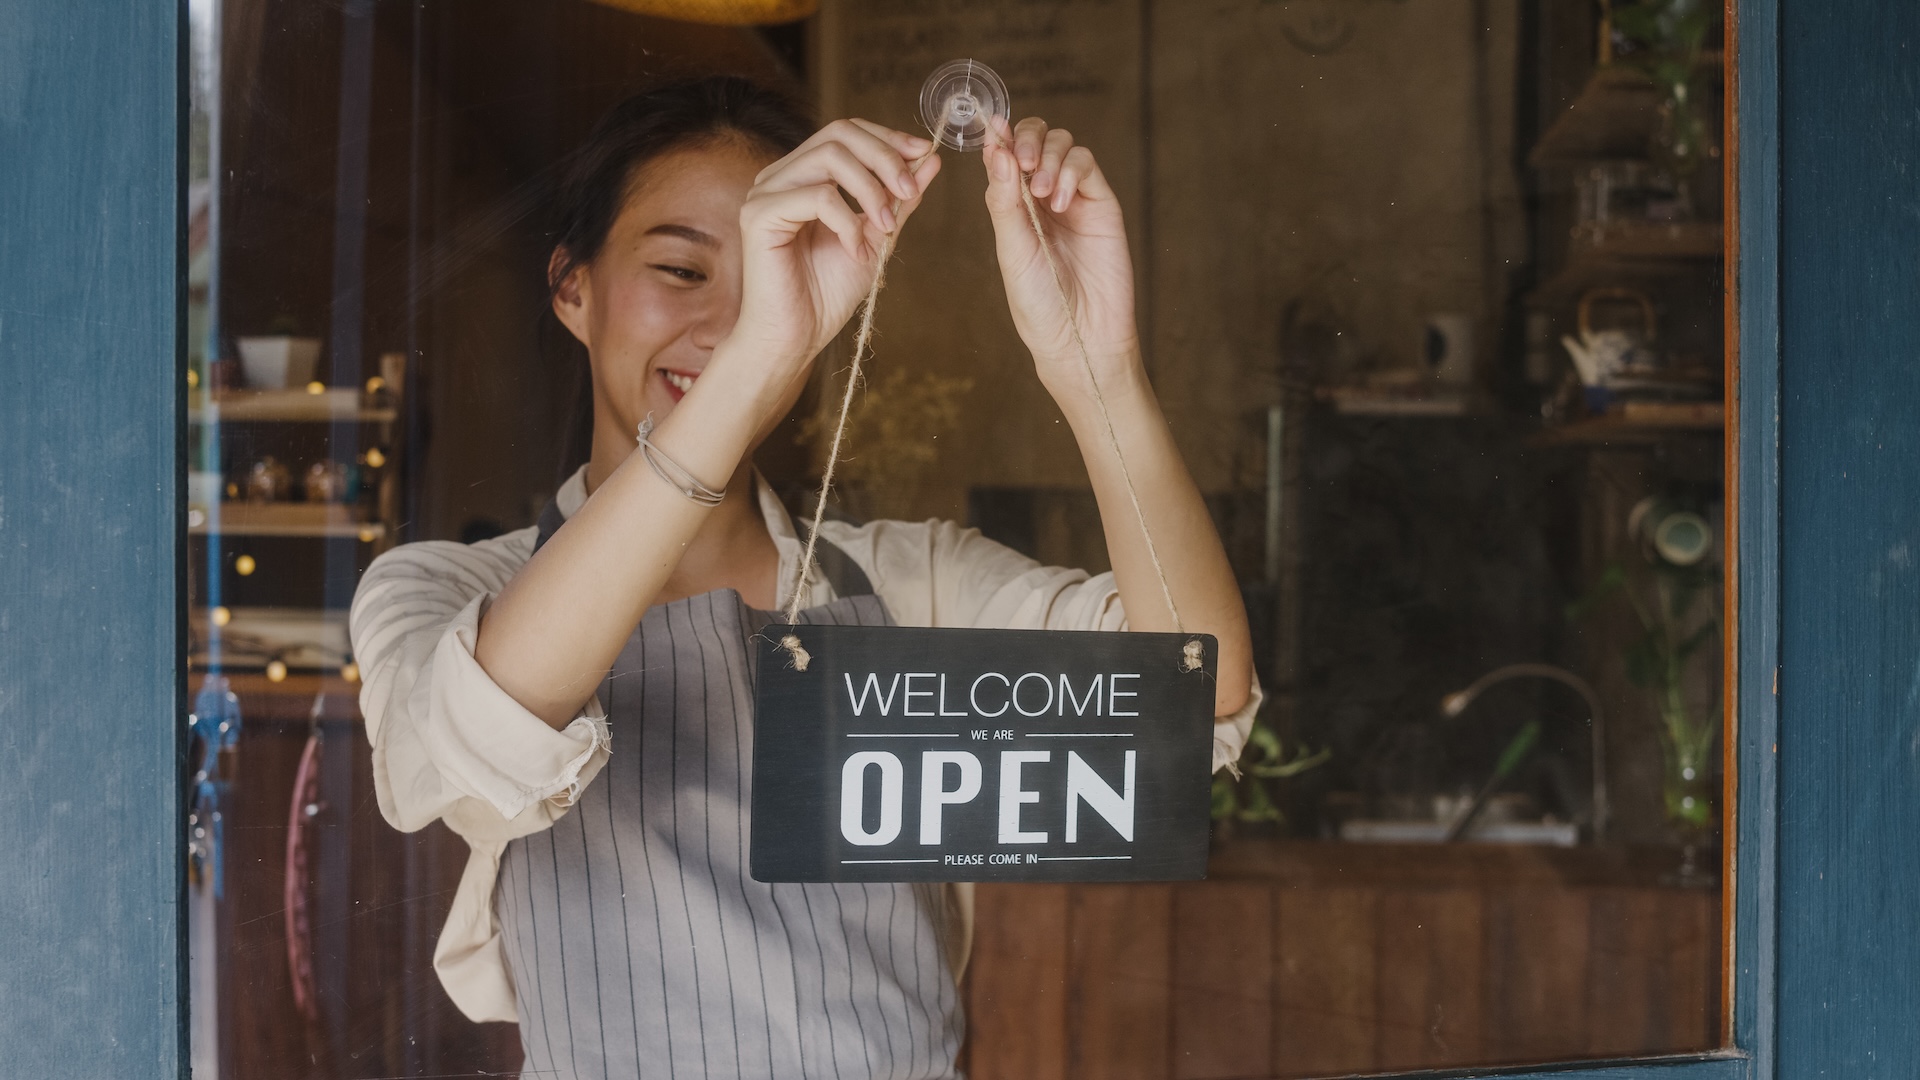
[212,676,1720,1079]
[964,839,1720,1079]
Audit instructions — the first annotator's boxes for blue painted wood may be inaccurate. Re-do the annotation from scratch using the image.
[1733,1,1782,1078]
[1776,1,1920,1076]
[0,0,185,1076]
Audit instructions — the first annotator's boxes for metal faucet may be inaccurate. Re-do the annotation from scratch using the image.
[1441,663,1609,843]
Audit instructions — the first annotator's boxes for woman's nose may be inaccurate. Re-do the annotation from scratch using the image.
[689,288,739,350]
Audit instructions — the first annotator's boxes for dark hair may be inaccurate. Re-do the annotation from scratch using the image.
[548,76,815,481]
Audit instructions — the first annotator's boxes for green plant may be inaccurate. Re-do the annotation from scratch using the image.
[1569,556,1720,831]
[1610,0,1721,185]
[1210,717,1328,826]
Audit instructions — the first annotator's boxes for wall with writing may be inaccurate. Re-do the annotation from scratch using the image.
[810,0,1520,528]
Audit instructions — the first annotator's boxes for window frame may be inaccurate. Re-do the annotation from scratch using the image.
[0,0,1789,1076]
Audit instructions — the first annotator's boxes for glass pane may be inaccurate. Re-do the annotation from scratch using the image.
[186,1,1730,1076]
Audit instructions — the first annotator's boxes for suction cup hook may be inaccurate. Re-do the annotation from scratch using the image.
[919,59,1010,152]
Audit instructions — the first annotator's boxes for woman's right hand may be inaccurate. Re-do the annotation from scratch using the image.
[723,119,943,380]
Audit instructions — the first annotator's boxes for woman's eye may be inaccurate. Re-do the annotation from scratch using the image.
[651,263,706,283]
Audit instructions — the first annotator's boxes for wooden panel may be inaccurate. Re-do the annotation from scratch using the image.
[0,1,183,1074]
[1274,886,1377,1077]
[1170,884,1272,1079]
[1585,887,1716,1057]
[1374,889,1484,1070]
[1483,888,1592,1063]
[217,693,524,1079]
[967,883,1071,1080]
[1067,884,1174,1080]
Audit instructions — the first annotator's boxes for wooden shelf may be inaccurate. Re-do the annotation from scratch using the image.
[192,671,365,717]
[1528,252,1717,308]
[1570,220,1721,259]
[189,388,395,424]
[1529,53,1722,168]
[189,501,384,539]
[189,605,352,675]
[1315,386,1476,417]
[1528,402,1724,447]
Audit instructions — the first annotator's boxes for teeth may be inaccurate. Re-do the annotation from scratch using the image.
[665,371,695,393]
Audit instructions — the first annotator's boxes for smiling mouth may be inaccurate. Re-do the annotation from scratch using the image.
[661,369,698,400]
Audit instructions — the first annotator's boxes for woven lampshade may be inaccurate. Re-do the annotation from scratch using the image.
[585,0,817,26]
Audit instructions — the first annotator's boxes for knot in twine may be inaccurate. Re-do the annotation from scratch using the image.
[1180,638,1205,673]
[779,633,813,672]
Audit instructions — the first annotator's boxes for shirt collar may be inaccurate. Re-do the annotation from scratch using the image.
[554,465,819,609]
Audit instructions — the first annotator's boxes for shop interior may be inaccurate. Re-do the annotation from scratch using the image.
[185,0,1728,1075]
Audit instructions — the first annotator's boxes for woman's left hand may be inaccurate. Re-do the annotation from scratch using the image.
[981,116,1141,395]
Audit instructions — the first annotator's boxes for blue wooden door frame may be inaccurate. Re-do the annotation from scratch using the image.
[0,0,187,1075]
[4,0,1917,1076]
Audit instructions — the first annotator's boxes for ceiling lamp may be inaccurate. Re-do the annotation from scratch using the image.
[585,0,817,26]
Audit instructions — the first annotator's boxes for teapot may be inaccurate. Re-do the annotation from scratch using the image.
[1561,286,1658,387]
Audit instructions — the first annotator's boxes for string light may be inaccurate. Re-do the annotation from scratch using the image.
[357,527,378,544]
[306,381,326,395]
[364,376,386,394]
[210,606,232,628]
[363,447,387,469]
[265,659,288,683]
[341,661,360,684]
[234,554,256,576]
[187,368,200,388]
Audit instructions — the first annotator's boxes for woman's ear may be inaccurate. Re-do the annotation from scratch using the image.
[549,247,592,347]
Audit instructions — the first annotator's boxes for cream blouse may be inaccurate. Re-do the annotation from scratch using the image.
[349,467,1260,1023]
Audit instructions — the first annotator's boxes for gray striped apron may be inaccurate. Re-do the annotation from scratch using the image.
[495,502,963,1079]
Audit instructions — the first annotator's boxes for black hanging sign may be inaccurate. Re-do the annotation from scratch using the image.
[750,625,1217,883]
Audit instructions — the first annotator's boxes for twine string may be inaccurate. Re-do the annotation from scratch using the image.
[779,115,1202,674]
[778,133,944,670]
[1004,148,1186,648]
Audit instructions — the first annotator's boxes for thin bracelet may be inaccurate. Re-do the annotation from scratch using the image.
[635,413,725,507]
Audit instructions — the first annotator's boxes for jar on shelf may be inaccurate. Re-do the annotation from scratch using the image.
[304,460,350,503]
[244,456,292,503]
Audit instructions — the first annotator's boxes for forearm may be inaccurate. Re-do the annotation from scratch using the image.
[474,348,788,728]
[1051,356,1253,717]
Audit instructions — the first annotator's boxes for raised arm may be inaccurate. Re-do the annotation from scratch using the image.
[475,121,943,728]
[980,115,1253,717]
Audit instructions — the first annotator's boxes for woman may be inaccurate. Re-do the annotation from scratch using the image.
[352,76,1257,1080]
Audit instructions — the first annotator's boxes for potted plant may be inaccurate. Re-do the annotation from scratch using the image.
[1608,0,1721,218]
[1571,496,1720,881]
[236,314,322,390]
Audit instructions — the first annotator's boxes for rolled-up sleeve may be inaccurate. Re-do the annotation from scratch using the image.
[827,518,1262,773]
[350,535,611,833]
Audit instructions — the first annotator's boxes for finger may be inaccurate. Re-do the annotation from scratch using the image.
[825,118,928,200]
[1012,117,1049,174]
[980,136,1035,239]
[758,142,899,232]
[1050,144,1099,213]
[892,152,944,231]
[771,118,923,201]
[743,184,870,263]
[1032,127,1075,201]
[846,118,937,165]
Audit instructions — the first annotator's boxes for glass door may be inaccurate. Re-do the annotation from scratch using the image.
[183,1,1736,1075]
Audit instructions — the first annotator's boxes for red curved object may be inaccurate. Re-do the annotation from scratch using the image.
[284,729,324,1024]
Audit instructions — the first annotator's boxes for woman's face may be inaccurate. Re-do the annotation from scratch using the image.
[553,137,785,446]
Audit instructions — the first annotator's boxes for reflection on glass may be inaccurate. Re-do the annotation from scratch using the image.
[188,1,1727,1077]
